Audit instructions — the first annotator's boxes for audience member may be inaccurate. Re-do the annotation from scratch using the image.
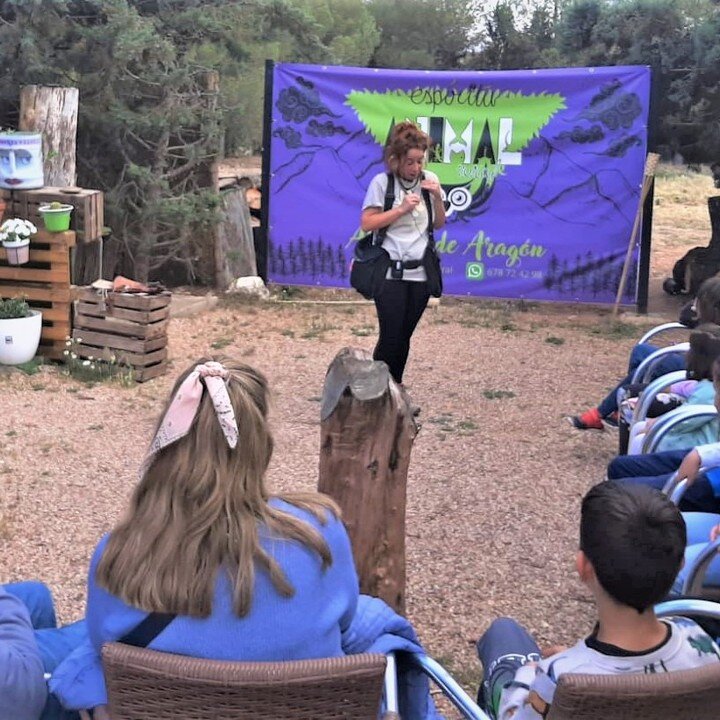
[476,481,720,720]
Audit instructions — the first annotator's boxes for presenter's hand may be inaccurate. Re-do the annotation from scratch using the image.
[399,193,421,214]
[678,448,702,483]
[420,178,442,198]
[710,523,720,542]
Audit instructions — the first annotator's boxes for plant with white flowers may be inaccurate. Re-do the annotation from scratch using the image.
[0,218,37,246]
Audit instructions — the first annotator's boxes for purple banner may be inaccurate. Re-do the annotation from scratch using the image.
[267,63,650,304]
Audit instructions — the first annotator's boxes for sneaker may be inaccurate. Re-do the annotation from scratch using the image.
[567,407,604,430]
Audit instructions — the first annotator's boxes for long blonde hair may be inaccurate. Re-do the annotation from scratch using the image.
[96,357,340,618]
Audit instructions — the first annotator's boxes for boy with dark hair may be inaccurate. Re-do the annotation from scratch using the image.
[476,481,720,720]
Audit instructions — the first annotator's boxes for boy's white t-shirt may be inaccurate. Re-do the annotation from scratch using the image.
[500,617,720,720]
[362,171,438,282]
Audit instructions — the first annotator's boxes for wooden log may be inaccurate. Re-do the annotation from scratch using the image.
[19,86,79,187]
[317,347,419,614]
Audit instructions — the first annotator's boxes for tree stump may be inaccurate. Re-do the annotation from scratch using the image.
[19,86,79,187]
[214,187,257,288]
[318,347,419,614]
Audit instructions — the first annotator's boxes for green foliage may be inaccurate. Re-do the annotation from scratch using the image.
[368,0,481,69]
[62,338,135,386]
[0,296,31,319]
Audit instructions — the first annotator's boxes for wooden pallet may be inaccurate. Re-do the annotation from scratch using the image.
[0,230,75,360]
[72,288,172,382]
[1,187,104,242]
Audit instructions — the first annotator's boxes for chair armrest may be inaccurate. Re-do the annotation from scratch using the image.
[638,322,688,346]
[630,343,689,385]
[383,652,399,717]
[655,597,720,622]
[402,652,491,720]
[640,404,717,453]
[632,370,688,424]
[681,537,720,597]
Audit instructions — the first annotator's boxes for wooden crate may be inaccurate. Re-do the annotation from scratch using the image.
[72,288,172,382]
[1,187,104,242]
[0,230,75,360]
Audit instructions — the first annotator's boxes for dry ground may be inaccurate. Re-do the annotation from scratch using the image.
[0,164,717,706]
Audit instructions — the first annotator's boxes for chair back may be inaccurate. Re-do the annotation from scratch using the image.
[102,642,387,720]
[547,663,720,720]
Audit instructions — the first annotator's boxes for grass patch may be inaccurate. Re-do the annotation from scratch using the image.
[301,321,338,341]
[211,337,233,350]
[483,389,516,400]
[16,358,43,375]
[350,325,374,337]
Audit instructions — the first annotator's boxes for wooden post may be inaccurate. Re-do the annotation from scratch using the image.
[19,86,79,187]
[613,152,660,315]
[318,347,419,614]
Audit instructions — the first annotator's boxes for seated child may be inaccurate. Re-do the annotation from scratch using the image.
[627,325,720,454]
[476,481,720,720]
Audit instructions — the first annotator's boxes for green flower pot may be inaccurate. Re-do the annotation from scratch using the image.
[39,204,73,232]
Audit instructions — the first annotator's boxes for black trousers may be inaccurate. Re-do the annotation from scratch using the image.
[373,278,430,383]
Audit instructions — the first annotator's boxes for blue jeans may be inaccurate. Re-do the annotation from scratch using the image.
[607,452,720,514]
[476,618,541,719]
[597,343,686,417]
[5,582,86,720]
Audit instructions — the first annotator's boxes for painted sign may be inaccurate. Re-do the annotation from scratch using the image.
[266,63,650,304]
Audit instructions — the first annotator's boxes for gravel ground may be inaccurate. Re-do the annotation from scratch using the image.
[0,298,645,678]
[0,165,715,710]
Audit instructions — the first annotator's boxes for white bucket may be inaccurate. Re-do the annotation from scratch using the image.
[0,132,44,190]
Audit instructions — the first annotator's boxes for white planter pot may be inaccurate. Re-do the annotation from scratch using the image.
[0,310,42,364]
[2,238,30,265]
[0,132,44,190]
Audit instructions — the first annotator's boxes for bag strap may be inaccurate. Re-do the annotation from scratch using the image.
[119,611,176,648]
[421,172,435,250]
[373,172,395,246]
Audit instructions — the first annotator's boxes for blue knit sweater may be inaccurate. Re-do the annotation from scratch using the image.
[51,498,359,708]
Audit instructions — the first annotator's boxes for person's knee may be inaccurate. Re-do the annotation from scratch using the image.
[476,617,523,653]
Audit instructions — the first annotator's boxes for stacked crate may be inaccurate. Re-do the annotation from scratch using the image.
[0,230,75,359]
[72,288,171,382]
[1,187,104,242]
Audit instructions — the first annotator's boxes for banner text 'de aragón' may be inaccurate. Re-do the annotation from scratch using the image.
[267,63,650,303]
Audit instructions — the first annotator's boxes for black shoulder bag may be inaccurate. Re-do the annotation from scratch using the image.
[350,173,394,300]
[421,176,443,298]
[119,611,176,647]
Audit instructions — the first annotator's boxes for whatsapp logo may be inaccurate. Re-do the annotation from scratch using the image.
[465,262,485,280]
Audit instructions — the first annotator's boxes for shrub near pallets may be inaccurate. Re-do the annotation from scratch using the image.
[72,288,171,382]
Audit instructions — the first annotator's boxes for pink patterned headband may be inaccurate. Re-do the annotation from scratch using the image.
[140,361,238,474]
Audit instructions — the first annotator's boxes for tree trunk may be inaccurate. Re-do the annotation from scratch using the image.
[215,188,258,288]
[317,348,419,614]
[19,86,79,187]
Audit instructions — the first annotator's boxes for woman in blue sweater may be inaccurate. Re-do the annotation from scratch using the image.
[59,358,359,716]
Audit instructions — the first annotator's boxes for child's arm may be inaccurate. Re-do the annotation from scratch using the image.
[499,663,558,720]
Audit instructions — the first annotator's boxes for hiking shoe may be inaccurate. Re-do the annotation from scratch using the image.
[567,407,604,430]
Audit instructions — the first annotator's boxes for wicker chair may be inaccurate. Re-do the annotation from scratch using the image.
[546,598,720,719]
[102,643,388,720]
[546,663,720,720]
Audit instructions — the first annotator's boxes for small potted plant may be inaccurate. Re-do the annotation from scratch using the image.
[0,295,42,365]
[0,217,37,265]
[38,201,74,232]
